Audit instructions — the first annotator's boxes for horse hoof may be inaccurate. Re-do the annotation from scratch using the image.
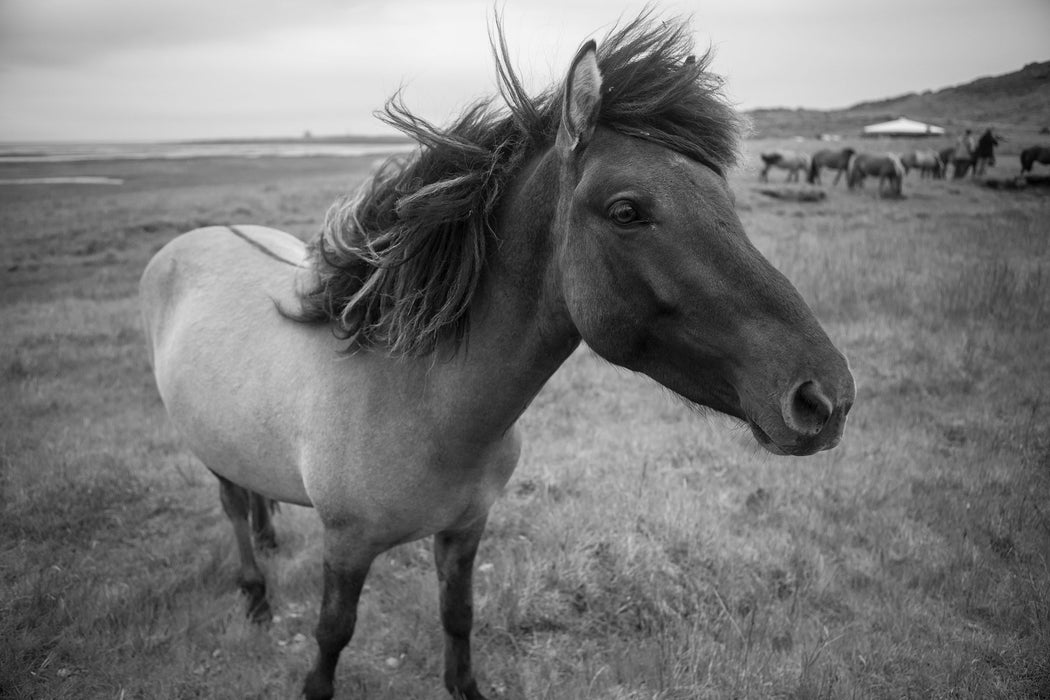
[302,671,334,700]
[247,597,272,624]
[239,580,272,624]
[449,681,489,700]
[254,532,278,552]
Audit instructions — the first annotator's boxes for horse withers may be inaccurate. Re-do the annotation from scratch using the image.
[847,152,905,197]
[759,150,811,183]
[140,16,855,700]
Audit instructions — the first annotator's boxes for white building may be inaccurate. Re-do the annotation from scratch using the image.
[861,117,946,137]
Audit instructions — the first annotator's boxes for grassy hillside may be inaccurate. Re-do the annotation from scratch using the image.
[748,61,1050,140]
[2,148,1049,699]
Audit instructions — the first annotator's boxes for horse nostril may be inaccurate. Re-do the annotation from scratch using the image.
[787,380,833,436]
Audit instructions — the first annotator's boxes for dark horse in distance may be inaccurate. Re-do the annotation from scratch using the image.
[1020,145,1050,174]
[140,14,855,700]
[972,129,1001,176]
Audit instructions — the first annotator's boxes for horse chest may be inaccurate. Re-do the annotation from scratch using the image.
[302,425,521,541]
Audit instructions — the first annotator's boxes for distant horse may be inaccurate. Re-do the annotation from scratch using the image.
[808,147,856,185]
[938,146,960,178]
[900,149,943,178]
[1020,145,1050,173]
[847,152,905,197]
[972,129,1000,176]
[759,150,812,182]
[140,16,854,700]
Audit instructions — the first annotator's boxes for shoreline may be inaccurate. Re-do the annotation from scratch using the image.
[0,141,415,165]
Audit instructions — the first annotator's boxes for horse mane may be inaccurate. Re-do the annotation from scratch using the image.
[293,12,741,356]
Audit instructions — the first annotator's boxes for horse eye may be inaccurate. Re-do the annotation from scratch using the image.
[608,200,640,225]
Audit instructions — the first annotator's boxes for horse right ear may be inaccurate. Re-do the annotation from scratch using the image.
[556,40,601,155]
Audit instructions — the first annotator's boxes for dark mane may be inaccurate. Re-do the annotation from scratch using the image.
[294,12,742,356]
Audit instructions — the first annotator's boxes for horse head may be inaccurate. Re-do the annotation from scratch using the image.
[546,41,854,456]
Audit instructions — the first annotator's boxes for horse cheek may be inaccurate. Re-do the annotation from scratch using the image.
[560,241,648,366]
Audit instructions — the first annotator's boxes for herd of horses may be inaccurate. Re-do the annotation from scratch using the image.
[760,147,908,198]
[760,132,1050,198]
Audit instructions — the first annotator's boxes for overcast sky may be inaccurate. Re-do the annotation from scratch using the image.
[1,0,1047,142]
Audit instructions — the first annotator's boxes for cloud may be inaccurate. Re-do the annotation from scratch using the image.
[2,0,1047,141]
[0,0,363,68]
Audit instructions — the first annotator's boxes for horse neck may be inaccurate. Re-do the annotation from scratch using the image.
[426,146,580,443]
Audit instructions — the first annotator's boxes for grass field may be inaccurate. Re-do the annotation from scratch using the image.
[2,141,1049,699]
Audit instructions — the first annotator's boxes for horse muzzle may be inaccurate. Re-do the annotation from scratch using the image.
[746,376,855,457]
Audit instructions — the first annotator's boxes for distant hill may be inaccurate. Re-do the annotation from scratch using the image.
[745,61,1050,139]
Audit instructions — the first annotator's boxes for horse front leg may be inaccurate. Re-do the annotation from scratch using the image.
[302,529,379,700]
[434,518,489,700]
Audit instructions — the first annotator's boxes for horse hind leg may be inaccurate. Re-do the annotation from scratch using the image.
[216,475,273,623]
[249,491,278,552]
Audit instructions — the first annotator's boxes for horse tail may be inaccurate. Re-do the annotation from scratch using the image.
[1020,148,1033,174]
[262,494,280,515]
[888,154,904,195]
[845,154,858,189]
[807,155,819,184]
[889,153,904,180]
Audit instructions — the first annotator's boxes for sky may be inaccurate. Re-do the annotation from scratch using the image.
[1,0,1047,142]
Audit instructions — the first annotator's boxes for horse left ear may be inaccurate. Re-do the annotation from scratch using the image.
[556,40,601,155]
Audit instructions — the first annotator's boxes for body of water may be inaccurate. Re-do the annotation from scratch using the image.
[0,139,416,164]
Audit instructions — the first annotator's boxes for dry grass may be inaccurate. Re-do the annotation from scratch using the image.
[2,143,1049,699]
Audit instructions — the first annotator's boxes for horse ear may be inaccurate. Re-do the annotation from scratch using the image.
[557,40,601,154]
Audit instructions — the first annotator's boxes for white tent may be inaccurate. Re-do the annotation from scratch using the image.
[862,117,945,137]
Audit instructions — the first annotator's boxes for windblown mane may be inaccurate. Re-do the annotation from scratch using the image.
[294,13,742,356]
